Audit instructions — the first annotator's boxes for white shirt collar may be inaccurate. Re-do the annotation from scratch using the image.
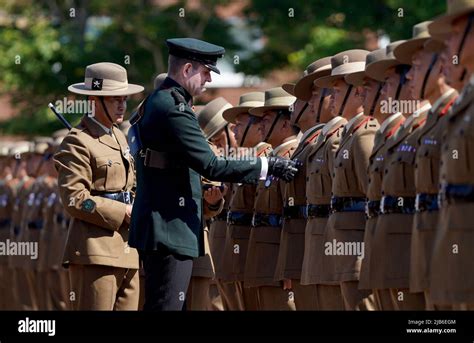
[344,112,364,132]
[272,138,298,156]
[380,112,403,134]
[322,116,345,136]
[89,116,112,135]
[431,89,456,114]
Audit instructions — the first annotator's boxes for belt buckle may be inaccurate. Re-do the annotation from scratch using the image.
[365,201,370,218]
[251,214,257,227]
[226,211,231,225]
[380,196,386,214]
[123,192,131,204]
[415,194,421,212]
[304,205,309,219]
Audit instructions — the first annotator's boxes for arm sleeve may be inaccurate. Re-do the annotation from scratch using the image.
[353,131,376,195]
[166,106,262,184]
[53,134,127,231]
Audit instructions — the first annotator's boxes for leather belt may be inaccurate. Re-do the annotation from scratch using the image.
[283,205,306,219]
[305,204,331,219]
[380,196,416,214]
[227,211,253,226]
[143,149,184,169]
[441,184,474,204]
[93,191,134,204]
[415,193,439,212]
[365,200,381,219]
[27,220,43,230]
[251,213,282,227]
[330,196,366,213]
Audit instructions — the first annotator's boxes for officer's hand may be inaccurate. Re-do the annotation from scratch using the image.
[124,204,133,224]
[204,185,227,205]
[267,156,302,182]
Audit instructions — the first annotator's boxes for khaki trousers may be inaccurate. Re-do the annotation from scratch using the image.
[256,286,295,310]
[292,281,318,310]
[186,276,223,311]
[69,264,139,310]
[340,281,374,310]
[389,288,425,310]
[317,284,345,310]
[373,289,395,310]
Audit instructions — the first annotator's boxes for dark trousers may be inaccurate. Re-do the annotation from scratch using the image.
[141,245,193,311]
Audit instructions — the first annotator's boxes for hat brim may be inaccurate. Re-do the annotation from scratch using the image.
[293,69,332,101]
[365,59,401,82]
[282,83,296,96]
[222,106,253,124]
[429,8,474,35]
[248,105,290,117]
[204,63,221,74]
[313,73,347,88]
[393,38,430,65]
[68,83,144,96]
[344,71,366,86]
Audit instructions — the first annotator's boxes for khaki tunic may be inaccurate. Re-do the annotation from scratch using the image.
[275,125,324,281]
[321,114,379,283]
[301,118,347,285]
[359,114,405,290]
[371,106,430,289]
[220,142,272,282]
[54,116,138,269]
[244,140,297,288]
[431,79,474,304]
[410,91,458,293]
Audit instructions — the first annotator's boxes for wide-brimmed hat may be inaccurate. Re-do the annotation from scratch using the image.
[429,0,474,35]
[68,62,144,96]
[365,41,407,82]
[345,48,387,86]
[222,92,265,124]
[198,97,232,139]
[248,87,296,117]
[314,50,370,88]
[293,57,333,101]
[393,21,433,64]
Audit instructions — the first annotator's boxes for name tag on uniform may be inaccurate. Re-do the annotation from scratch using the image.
[0,194,7,207]
[423,138,438,146]
[27,193,35,206]
[47,193,57,207]
[397,144,415,153]
[375,156,384,162]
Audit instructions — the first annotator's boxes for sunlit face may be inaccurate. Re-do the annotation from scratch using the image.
[92,96,128,125]
[260,110,278,140]
[362,78,382,116]
[406,49,435,99]
[381,67,400,102]
[183,64,212,96]
[329,79,349,116]
[233,113,262,147]
[448,15,474,67]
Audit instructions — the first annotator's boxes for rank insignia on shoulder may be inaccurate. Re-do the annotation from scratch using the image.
[81,199,96,213]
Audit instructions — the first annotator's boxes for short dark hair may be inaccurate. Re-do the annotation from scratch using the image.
[168,55,200,75]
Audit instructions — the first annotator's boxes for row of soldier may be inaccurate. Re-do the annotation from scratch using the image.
[1,0,473,310]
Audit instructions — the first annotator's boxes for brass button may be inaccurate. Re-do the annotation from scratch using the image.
[108,159,113,166]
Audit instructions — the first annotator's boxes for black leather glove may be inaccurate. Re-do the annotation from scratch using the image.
[267,156,302,182]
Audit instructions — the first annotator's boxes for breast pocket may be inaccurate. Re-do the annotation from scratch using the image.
[389,149,416,193]
[93,154,124,191]
[416,141,440,188]
[333,151,352,193]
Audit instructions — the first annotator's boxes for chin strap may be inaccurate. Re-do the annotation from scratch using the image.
[293,102,309,126]
[421,53,439,99]
[395,65,410,101]
[239,116,257,147]
[369,83,383,116]
[99,97,115,127]
[339,85,353,116]
[457,13,474,66]
[316,88,328,122]
[264,110,285,143]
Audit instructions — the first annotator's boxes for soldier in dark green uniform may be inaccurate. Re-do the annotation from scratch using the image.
[129,38,301,311]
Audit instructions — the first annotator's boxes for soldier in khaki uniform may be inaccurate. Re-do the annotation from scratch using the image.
[22,138,56,310]
[344,47,397,311]
[396,29,458,310]
[428,0,474,310]
[295,57,347,310]
[367,25,435,310]
[54,62,143,310]
[186,97,234,311]
[314,49,379,310]
[9,142,39,310]
[223,92,282,310]
[244,87,298,310]
[223,88,291,310]
[273,57,332,310]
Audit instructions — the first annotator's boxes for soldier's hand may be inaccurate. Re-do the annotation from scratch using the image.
[267,156,302,182]
[124,204,133,224]
[204,185,227,205]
